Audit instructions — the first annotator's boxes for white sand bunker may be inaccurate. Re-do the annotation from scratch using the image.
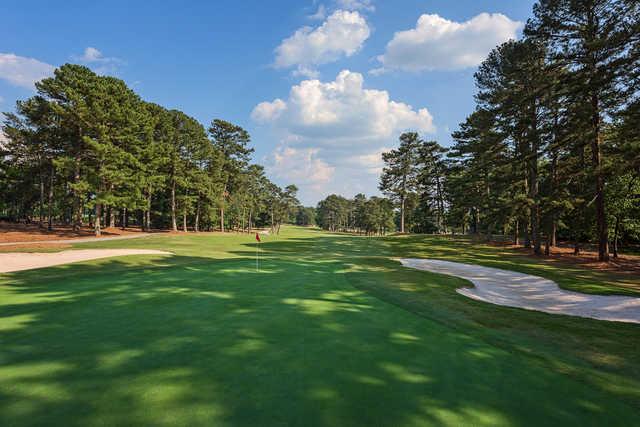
[400,258,640,324]
[1,249,172,273]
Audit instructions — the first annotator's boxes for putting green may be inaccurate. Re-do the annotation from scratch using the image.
[1,227,638,426]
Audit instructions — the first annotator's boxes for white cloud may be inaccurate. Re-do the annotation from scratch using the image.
[375,12,522,73]
[0,53,55,89]
[347,146,390,175]
[268,145,335,191]
[335,0,374,12]
[74,47,122,75]
[308,4,326,20]
[253,70,434,203]
[252,98,287,123]
[275,10,370,74]
[81,47,104,62]
[253,69,434,142]
[292,65,320,79]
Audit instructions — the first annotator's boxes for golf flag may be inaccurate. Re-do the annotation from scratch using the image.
[255,232,261,242]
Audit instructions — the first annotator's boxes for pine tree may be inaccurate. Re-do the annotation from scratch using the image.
[526,0,638,260]
[379,132,422,233]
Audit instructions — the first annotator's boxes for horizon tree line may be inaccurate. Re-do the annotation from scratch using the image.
[0,64,300,236]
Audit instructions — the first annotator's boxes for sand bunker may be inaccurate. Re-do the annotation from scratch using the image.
[1,249,172,273]
[400,258,640,324]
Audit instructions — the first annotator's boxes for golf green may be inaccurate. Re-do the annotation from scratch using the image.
[1,227,639,426]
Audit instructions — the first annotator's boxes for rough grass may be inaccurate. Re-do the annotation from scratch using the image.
[1,227,638,426]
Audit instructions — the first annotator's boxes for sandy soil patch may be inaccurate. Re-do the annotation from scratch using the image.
[484,239,640,275]
[0,222,156,244]
[400,258,640,324]
[1,249,172,273]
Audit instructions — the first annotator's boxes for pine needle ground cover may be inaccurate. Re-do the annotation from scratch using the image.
[1,227,638,426]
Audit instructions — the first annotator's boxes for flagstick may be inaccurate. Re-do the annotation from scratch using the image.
[256,240,259,272]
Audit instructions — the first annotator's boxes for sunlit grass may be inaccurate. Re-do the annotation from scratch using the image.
[0,226,638,426]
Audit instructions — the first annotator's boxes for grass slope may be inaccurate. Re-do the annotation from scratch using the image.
[1,227,638,426]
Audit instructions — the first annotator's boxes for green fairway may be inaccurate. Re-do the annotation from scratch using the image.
[1,227,639,426]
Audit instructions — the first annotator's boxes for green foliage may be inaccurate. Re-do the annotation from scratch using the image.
[316,193,395,235]
[1,65,300,234]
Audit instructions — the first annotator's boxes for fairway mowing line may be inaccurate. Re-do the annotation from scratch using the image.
[0,249,173,273]
[400,258,640,324]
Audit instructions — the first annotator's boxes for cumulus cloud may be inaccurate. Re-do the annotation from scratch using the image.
[252,98,287,123]
[0,53,55,89]
[308,4,326,20]
[274,10,370,75]
[374,12,522,73]
[253,70,434,203]
[81,47,103,62]
[335,0,374,12]
[253,69,434,142]
[346,147,390,175]
[73,47,122,75]
[268,145,335,191]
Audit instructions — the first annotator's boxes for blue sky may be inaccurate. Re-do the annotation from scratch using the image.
[0,0,536,205]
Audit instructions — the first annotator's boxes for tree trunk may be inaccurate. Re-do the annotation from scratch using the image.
[195,199,200,233]
[612,216,620,259]
[591,95,609,261]
[529,109,541,255]
[144,190,152,231]
[472,208,478,234]
[39,172,45,228]
[248,210,252,233]
[271,208,274,233]
[73,159,82,231]
[109,207,115,228]
[121,208,127,230]
[514,219,519,246]
[435,175,443,233]
[544,234,550,256]
[183,206,187,232]
[550,142,558,248]
[94,203,102,237]
[47,163,54,231]
[171,180,178,231]
[399,194,405,233]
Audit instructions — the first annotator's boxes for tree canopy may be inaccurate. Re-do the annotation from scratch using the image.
[1,64,300,235]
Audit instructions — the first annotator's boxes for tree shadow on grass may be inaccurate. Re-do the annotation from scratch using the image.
[0,238,639,426]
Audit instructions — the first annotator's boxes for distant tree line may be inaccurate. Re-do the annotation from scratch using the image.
[314,194,395,235]
[0,64,300,235]
[319,0,640,261]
